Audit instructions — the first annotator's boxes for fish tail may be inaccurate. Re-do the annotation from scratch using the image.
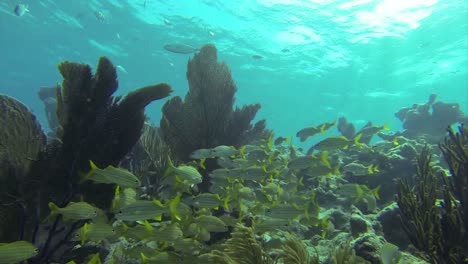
[353,133,362,148]
[169,194,182,221]
[370,185,381,200]
[141,253,149,264]
[199,158,206,170]
[333,165,340,176]
[143,220,154,232]
[223,195,231,210]
[44,202,59,222]
[239,146,246,159]
[80,160,98,183]
[383,122,390,130]
[320,124,326,134]
[320,151,331,168]
[367,165,373,174]
[164,156,175,176]
[48,201,59,212]
[81,223,89,245]
[373,165,380,173]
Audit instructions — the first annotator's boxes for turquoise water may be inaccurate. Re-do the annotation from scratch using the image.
[0,0,467,140]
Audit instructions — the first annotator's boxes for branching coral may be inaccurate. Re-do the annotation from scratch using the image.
[396,141,467,263]
[0,57,172,262]
[223,224,276,264]
[328,240,369,264]
[49,57,173,208]
[160,44,270,161]
[280,236,319,264]
[131,124,172,198]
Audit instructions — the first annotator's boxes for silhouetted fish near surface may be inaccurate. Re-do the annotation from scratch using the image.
[14,4,29,16]
[252,54,264,59]
[281,48,290,53]
[163,44,199,54]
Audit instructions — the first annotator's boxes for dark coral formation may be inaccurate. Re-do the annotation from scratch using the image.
[160,44,270,162]
[396,141,467,263]
[46,57,172,209]
[395,94,468,137]
[0,57,172,262]
[0,95,46,241]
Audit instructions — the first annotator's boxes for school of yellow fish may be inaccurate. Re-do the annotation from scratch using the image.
[0,120,389,263]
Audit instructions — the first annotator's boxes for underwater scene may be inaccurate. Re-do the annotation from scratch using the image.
[0,0,467,263]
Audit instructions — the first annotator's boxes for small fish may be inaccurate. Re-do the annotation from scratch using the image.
[0,241,38,263]
[163,43,199,54]
[287,155,319,170]
[152,223,184,242]
[189,193,225,210]
[252,55,264,59]
[308,134,362,153]
[47,202,98,220]
[274,136,290,146]
[343,162,379,176]
[265,204,303,220]
[111,186,137,212]
[281,48,290,53]
[195,215,228,232]
[253,217,290,233]
[73,222,115,244]
[116,65,128,74]
[173,238,204,255]
[115,200,167,221]
[357,122,389,143]
[165,159,203,187]
[190,148,213,159]
[81,160,141,188]
[337,184,380,206]
[304,163,340,178]
[13,4,29,16]
[163,18,172,25]
[296,121,335,142]
[211,145,238,158]
[94,11,105,21]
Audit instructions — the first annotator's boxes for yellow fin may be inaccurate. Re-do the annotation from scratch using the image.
[199,158,206,170]
[169,194,182,221]
[370,185,381,200]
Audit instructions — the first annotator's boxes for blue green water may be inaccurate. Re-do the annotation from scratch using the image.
[0,0,467,141]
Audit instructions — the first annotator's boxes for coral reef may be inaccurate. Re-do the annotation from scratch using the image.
[128,123,172,198]
[396,143,467,263]
[48,57,172,208]
[395,94,468,138]
[0,57,172,263]
[0,95,46,242]
[160,44,270,162]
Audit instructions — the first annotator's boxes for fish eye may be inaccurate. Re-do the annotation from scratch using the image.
[118,210,123,214]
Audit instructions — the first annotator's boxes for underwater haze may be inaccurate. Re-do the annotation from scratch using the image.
[0,0,467,139]
[2,1,468,263]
